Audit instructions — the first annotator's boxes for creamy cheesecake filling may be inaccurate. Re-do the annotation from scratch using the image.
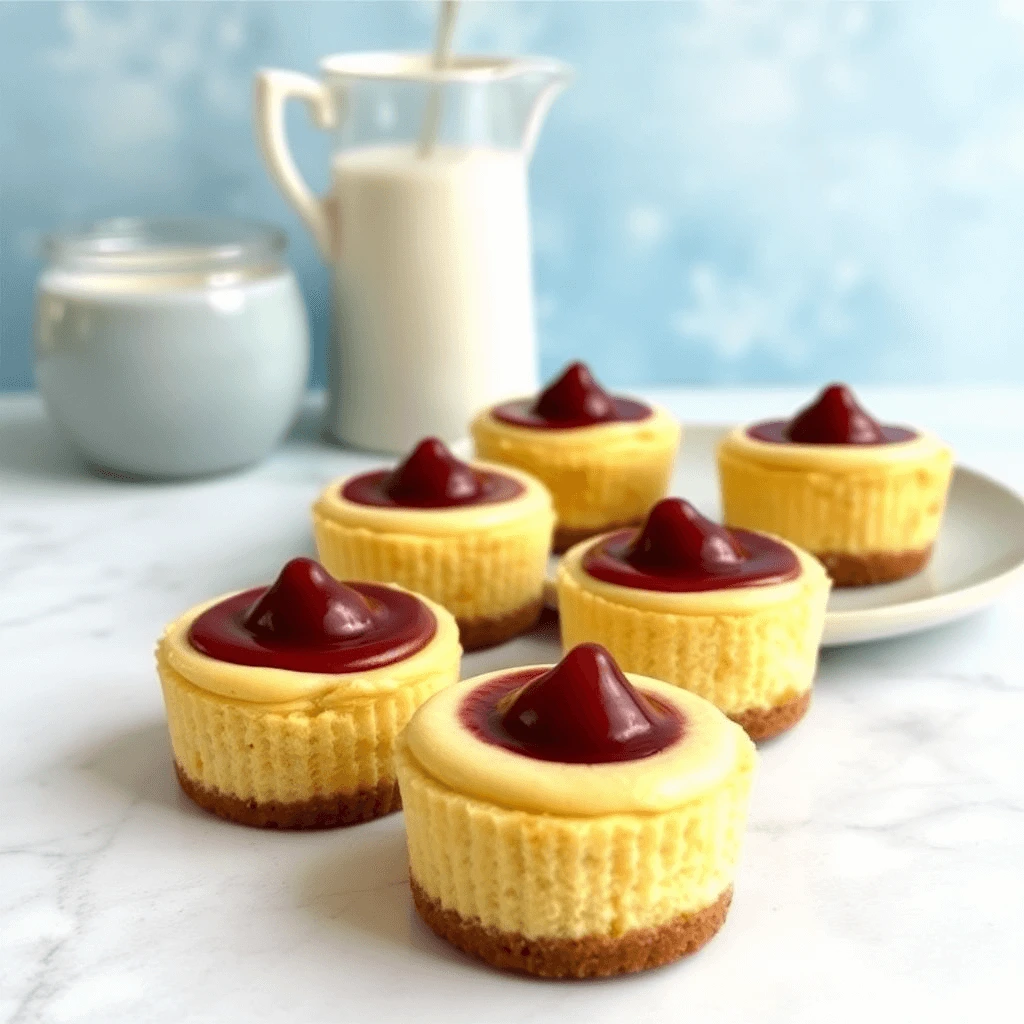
[160,588,460,709]
[491,361,653,430]
[562,535,825,615]
[475,402,679,453]
[718,422,954,560]
[747,383,917,446]
[404,669,746,817]
[460,645,684,764]
[342,437,525,509]
[316,460,552,536]
[581,498,801,593]
[189,559,436,673]
[721,423,949,473]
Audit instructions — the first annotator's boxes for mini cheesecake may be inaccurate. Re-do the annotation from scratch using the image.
[471,362,681,553]
[312,438,554,650]
[557,499,830,740]
[718,383,954,586]
[156,558,460,828]
[396,643,756,978]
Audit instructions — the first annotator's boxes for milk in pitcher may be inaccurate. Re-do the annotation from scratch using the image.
[255,50,570,452]
[329,144,536,451]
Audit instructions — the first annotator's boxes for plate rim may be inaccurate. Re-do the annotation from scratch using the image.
[822,463,1024,644]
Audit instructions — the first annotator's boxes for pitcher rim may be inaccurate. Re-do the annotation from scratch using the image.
[319,51,572,84]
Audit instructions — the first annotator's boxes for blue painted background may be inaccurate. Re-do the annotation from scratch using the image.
[4,1,1024,392]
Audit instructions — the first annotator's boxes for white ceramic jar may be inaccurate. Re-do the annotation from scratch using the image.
[35,217,310,478]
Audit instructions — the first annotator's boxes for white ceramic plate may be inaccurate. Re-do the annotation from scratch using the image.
[544,425,1024,646]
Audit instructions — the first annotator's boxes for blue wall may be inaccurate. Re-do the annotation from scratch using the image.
[4,1,1024,391]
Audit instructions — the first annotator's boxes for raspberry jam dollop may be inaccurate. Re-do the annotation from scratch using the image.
[491,361,652,429]
[747,383,917,445]
[459,643,683,764]
[188,558,436,672]
[342,437,524,509]
[583,498,800,592]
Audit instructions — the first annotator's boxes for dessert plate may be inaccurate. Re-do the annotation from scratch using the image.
[543,425,1024,647]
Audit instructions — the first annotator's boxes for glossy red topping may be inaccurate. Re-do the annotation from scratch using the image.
[583,498,800,592]
[188,558,436,672]
[459,643,683,764]
[342,438,524,509]
[748,384,917,445]
[492,361,651,429]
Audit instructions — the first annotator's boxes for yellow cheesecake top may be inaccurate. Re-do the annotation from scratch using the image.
[558,531,829,615]
[404,668,754,817]
[157,587,461,710]
[473,401,681,455]
[719,424,951,473]
[313,460,553,537]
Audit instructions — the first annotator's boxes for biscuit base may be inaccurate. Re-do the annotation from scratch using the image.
[816,545,933,587]
[553,517,643,555]
[174,762,401,829]
[457,597,544,652]
[411,878,732,978]
[730,689,812,741]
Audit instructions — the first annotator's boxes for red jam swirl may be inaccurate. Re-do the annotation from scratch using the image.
[492,361,652,430]
[459,644,683,764]
[583,498,800,592]
[342,437,524,509]
[188,558,436,673]
[747,383,917,445]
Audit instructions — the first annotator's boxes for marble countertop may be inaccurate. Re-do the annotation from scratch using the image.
[3,388,1023,1023]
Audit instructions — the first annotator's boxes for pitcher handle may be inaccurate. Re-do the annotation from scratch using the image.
[254,69,337,261]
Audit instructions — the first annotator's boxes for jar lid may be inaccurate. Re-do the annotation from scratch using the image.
[43,217,287,274]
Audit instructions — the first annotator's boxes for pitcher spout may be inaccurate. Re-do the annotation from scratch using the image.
[520,59,573,161]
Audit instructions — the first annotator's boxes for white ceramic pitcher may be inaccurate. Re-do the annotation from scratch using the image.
[254,52,571,453]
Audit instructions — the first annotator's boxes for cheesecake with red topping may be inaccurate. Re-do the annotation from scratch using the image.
[557,499,830,739]
[313,438,554,650]
[156,558,460,828]
[718,384,954,586]
[396,643,756,978]
[471,362,681,552]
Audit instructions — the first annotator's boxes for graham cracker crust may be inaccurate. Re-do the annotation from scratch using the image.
[411,878,732,978]
[815,545,933,587]
[553,517,644,555]
[174,762,400,829]
[457,597,544,651]
[731,689,812,741]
